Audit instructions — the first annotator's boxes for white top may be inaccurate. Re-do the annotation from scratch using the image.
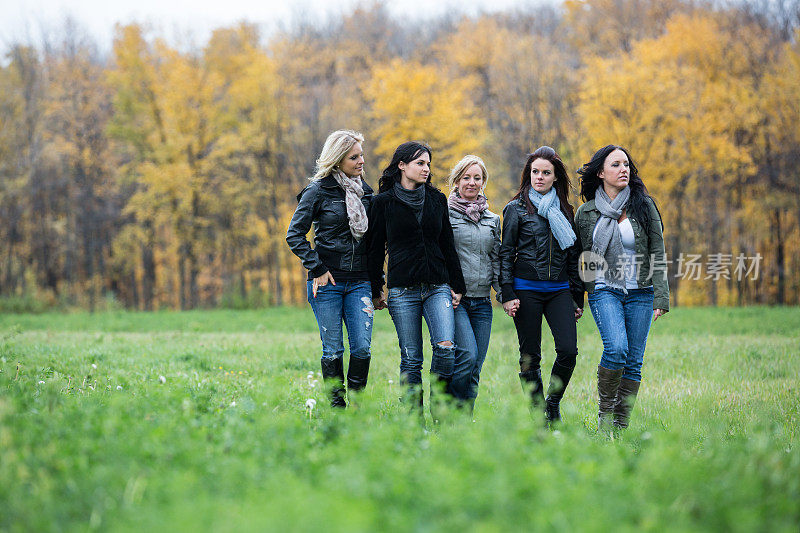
[594,218,639,289]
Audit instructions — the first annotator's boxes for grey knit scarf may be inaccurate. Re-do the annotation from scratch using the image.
[593,185,630,291]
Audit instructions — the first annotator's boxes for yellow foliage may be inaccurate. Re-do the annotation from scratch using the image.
[365,58,488,185]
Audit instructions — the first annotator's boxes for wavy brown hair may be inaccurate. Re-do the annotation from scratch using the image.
[512,146,575,222]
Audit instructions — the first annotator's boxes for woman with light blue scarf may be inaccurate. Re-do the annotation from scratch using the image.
[499,146,584,424]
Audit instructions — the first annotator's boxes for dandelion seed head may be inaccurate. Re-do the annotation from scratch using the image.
[116,385,123,391]
[305,398,317,410]
[38,380,45,385]
[158,375,166,384]
[91,363,97,370]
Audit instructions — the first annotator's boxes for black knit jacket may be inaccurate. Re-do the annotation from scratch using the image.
[366,184,466,298]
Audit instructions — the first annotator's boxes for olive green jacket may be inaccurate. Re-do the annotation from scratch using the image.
[574,197,670,311]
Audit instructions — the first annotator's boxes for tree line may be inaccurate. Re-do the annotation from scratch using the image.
[0,0,798,310]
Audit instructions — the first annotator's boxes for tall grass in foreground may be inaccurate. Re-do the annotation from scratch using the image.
[0,307,798,531]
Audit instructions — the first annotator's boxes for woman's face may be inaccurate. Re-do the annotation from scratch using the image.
[398,151,430,188]
[599,149,629,192]
[457,164,484,201]
[530,158,556,194]
[338,142,364,178]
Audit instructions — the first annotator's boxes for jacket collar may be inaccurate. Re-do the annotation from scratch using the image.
[581,199,599,212]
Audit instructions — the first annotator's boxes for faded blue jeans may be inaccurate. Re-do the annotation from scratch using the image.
[387,283,456,385]
[450,296,493,400]
[307,280,374,363]
[587,287,654,382]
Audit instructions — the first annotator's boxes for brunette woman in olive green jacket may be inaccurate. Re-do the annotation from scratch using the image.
[575,145,669,431]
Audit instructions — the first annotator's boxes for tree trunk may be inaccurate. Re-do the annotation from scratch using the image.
[773,209,785,305]
[141,222,156,311]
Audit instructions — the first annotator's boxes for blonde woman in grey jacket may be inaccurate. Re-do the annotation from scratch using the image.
[446,155,501,412]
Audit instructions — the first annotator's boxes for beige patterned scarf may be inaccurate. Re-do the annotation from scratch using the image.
[333,170,368,239]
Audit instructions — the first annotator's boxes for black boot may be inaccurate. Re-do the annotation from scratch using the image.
[545,361,575,424]
[401,386,424,419]
[597,365,623,431]
[429,372,454,424]
[519,352,544,410]
[519,368,545,410]
[347,357,371,393]
[400,374,424,418]
[613,378,641,429]
[321,358,346,408]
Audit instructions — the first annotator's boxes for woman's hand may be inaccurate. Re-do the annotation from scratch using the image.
[503,299,520,317]
[575,307,583,321]
[373,296,387,310]
[653,308,668,321]
[312,271,335,298]
[451,290,462,309]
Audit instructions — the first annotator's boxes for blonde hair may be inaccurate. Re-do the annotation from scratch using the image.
[447,155,489,194]
[311,129,364,181]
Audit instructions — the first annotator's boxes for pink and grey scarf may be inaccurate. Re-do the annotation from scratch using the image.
[448,191,488,222]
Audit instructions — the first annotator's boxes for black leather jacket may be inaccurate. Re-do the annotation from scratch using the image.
[499,197,583,307]
[286,175,374,278]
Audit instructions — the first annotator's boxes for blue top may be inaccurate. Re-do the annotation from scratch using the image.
[513,278,569,292]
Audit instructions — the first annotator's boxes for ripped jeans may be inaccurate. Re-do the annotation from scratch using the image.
[307,280,374,363]
[387,283,455,385]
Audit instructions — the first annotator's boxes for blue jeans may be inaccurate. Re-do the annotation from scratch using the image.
[387,283,456,385]
[450,296,493,400]
[587,287,654,382]
[307,280,373,363]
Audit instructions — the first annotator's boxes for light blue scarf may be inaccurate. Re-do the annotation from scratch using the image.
[527,187,576,250]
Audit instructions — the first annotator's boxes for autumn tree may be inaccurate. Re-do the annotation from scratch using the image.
[365,57,488,186]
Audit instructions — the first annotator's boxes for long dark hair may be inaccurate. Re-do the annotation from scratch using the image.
[577,144,663,234]
[513,146,575,222]
[378,141,433,193]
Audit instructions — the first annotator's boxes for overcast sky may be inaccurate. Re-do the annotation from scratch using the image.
[1,0,545,53]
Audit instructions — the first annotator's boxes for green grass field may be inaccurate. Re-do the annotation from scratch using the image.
[1,307,798,532]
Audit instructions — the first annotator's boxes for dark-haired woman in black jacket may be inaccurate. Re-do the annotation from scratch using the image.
[367,141,466,421]
[500,146,584,424]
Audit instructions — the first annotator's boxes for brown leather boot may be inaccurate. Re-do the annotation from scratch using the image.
[597,365,623,431]
[613,378,641,429]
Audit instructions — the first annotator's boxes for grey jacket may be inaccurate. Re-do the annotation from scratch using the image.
[449,207,501,299]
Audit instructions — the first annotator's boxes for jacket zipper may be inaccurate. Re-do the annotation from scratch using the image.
[548,231,552,279]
